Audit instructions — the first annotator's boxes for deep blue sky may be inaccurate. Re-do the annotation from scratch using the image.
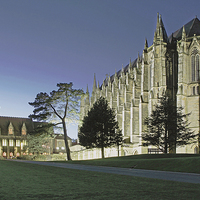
[0,0,199,138]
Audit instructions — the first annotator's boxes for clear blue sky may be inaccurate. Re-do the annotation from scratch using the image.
[0,0,199,139]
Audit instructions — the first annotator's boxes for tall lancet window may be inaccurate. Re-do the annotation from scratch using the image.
[196,55,199,81]
[191,49,200,82]
[192,55,195,81]
[149,64,152,88]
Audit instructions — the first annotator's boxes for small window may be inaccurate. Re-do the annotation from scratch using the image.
[21,123,27,135]
[22,129,26,135]
[21,140,27,149]
[2,139,7,146]
[16,140,20,147]
[9,140,14,147]
[8,122,14,135]
[197,86,199,95]
[23,140,27,146]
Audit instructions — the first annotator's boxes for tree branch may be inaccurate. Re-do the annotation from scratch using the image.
[53,122,63,126]
[63,99,68,119]
[49,103,63,120]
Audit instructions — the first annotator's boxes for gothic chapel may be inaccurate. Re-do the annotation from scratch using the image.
[80,13,200,154]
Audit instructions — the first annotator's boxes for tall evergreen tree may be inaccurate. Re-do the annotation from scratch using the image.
[78,97,123,158]
[29,82,83,160]
[142,95,198,153]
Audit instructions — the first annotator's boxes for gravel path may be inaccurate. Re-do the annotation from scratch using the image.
[8,159,200,184]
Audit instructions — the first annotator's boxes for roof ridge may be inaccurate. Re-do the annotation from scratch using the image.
[168,17,200,42]
[100,57,138,89]
[187,18,196,37]
[0,116,30,119]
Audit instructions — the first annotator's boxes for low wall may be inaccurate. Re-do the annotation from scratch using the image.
[70,144,139,160]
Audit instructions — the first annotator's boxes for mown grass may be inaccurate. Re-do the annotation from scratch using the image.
[66,154,200,174]
[0,159,200,200]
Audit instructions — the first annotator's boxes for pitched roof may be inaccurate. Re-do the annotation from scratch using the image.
[54,134,72,140]
[0,116,34,136]
[100,17,200,91]
[169,17,200,42]
[101,58,138,88]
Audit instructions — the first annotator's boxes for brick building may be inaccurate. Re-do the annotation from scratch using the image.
[0,116,36,158]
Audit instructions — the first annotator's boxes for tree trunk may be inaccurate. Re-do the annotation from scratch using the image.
[117,145,119,157]
[164,130,168,154]
[101,126,105,159]
[62,119,72,160]
[101,145,104,159]
[169,107,177,154]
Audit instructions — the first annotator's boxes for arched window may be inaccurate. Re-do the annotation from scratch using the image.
[150,64,153,88]
[191,49,200,82]
[196,55,199,81]
[192,55,195,81]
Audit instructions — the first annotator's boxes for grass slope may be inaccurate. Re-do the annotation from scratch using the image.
[0,159,200,200]
[67,154,200,174]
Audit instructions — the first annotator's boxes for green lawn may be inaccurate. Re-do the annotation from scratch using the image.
[0,158,200,200]
[67,154,200,174]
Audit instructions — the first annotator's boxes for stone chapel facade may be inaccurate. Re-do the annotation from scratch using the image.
[80,14,200,155]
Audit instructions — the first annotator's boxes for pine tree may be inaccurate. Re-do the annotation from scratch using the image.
[142,95,197,153]
[78,97,123,158]
[29,82,83,160]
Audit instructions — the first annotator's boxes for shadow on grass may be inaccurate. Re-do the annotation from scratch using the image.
[0,160,200,200]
